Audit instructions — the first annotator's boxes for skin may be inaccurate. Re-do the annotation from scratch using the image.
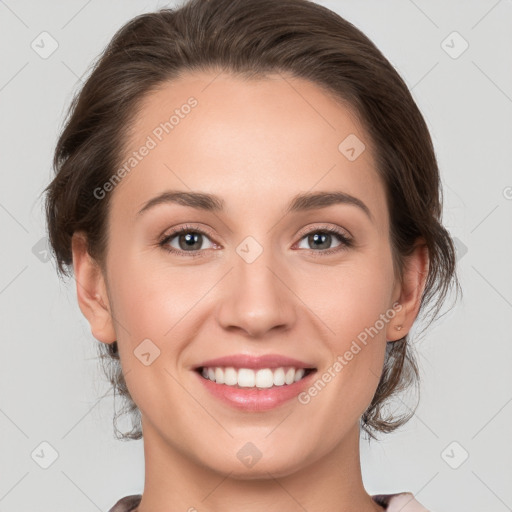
[72,70,428,512]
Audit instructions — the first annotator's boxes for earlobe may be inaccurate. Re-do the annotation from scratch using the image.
[387,239,429,342]
[71,232,116,344]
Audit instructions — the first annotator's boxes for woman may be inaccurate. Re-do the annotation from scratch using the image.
[44,0,461,510]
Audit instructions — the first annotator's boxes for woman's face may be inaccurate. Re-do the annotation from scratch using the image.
[77,70,415,477]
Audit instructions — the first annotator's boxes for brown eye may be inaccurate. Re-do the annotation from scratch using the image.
[295,227,353,255]
[159,225,217,257]
[175,232,204,251]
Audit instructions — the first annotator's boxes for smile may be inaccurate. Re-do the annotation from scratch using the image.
[198,366,316,389]
[194,365,317,412]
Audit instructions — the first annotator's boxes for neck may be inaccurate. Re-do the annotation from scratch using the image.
[136,418,384,512]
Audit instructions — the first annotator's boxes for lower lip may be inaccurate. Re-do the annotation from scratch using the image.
[194,370,317,412]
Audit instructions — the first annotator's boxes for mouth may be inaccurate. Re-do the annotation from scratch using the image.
[195,366,317,389]
[192,354,318,411]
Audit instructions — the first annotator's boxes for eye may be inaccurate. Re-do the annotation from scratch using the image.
[295,225,353,255]
[158,224,217,257]
[158,223,353,258]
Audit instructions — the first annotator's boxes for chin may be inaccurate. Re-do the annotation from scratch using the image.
[201,448,311,480]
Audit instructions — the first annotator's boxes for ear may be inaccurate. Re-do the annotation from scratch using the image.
[71,231,116,344]
[386,238,429,342]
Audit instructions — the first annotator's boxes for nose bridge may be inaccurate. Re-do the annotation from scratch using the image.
[216,236,296,337]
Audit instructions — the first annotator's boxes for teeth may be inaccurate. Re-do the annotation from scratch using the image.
[200,366,310,388]
[215,367,224,384]
[239,368,255,388]
[255,369,273,388]
[294,368,305,382]
[224,367,238,386]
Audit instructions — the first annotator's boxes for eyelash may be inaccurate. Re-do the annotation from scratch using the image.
[158,223,353,258]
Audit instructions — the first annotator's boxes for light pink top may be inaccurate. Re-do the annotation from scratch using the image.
[109,492,431,511]
[372,492,430,511]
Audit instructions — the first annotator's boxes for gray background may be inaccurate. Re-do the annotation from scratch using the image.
[1,0,511,511]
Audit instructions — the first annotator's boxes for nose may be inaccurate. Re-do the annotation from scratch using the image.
[216,246,297,338]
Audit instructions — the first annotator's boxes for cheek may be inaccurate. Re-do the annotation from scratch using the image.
[317,250,395,391]
[317,253,395,340]
[107,261,202,420]
[107,251,205,341]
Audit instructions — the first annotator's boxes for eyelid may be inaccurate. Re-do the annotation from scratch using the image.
[294,223,352,241]
[159,223,351,242]
[160,223,218,243]
[158,222,353,257]
[292,223,354,255]
[157,223,220,258]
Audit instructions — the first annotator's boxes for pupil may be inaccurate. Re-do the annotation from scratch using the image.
[310,232,330,250]
[180,232,201,250]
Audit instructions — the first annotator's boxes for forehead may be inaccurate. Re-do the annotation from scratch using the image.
[111,70,388,230]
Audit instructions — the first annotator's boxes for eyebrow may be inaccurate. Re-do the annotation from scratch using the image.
[137,190,373,222]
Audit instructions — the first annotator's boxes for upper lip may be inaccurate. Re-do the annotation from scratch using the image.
[194,354,316,370]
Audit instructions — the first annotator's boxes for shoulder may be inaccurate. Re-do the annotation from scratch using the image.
[372,492,431,511]
[108,494,143,512]
[110,492,430,512]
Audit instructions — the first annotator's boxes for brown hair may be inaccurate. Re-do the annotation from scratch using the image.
[44,0,461,441]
